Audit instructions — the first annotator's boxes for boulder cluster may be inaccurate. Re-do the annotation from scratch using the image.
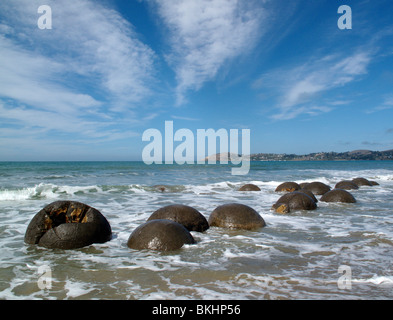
[24,177,378,251]
[270,177,378,214]
[25,202,266,252]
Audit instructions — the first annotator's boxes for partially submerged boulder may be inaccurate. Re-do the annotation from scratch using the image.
[320,189,356,203]
[352,177,374,187]
[239,184,261,191]
[302,182,331,195]
[127,219,195,251]
[147,204,209,232]
[272,191,317,214]
[25,201,112,249]
[275,182,301,193]
[335,180,359,190]
[208,203,265,230]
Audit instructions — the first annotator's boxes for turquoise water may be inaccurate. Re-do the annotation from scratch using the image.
[1,161,393,299]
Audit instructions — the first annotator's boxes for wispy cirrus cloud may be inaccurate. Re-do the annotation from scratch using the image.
[149,0,266,105]
[1,0,156,109]
[254,51,372,120]
[0,0,157,157]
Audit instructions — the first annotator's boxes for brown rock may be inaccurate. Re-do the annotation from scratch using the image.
[147,204,209,232]
[320,189,356,203]
[302,181,331,195]
[272,191,317,214]
[208,203,266,230]
[127,219,195,251]
[239,184,261,191]
[352,177,373,187]
[335,180,359,190]
[275,182,301,193]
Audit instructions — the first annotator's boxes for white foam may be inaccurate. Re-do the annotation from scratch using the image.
[353,275,393,285]
[64,279,96,299]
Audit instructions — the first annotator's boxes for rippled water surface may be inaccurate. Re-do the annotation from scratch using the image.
[1,161,393,299]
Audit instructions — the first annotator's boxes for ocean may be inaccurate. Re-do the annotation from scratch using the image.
[1,160,393,300]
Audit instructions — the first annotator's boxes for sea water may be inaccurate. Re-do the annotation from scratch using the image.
[0,160,393,300]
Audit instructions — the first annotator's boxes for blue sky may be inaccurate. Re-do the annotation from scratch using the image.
[1,0,393,161]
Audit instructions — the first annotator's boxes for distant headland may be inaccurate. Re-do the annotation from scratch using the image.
[205,149,393,161]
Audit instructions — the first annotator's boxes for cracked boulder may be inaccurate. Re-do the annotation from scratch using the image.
[24,201,112,249]
[272,191,317,214]
[127,219,195,251]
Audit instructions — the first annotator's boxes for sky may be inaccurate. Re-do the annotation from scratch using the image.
[0,0,393,161]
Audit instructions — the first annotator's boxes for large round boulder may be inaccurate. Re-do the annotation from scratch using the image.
[24,201,112,249]
[208,203,266,230]
[275,182,301,193]
[320,189,356,203]
[302,182,331,195]
[352,177,373,187]
[335,180,359,190]
[272,191,317,214]
[239,184,261,191]
[127,219,195,251]
[299,189,318,203]
[147,204,209,232]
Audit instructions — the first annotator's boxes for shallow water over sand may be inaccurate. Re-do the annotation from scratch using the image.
[1,161,393,299]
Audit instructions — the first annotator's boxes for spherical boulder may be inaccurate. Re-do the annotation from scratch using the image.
[320,189,356,203]
[299,189,318,203]
[352,177,373,187]
[147,204,209,232]
[302,181,331,195]
[127,219,195,251]
[335,180,359,190]
[208,203,266,230]
[275,182,301,193]
[299,182,310,189]
[272,191,317,214]
[24,201,112,249]
[239,184,261,191]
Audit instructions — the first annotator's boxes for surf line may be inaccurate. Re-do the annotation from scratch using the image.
[142,121,250,175]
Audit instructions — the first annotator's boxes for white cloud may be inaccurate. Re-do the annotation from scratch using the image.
[0,0,157,156]
[255,52,372,120]
[150,0,266,105]
[1,0,156,107]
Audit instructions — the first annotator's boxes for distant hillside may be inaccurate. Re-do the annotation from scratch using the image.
[250,149,393,161]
